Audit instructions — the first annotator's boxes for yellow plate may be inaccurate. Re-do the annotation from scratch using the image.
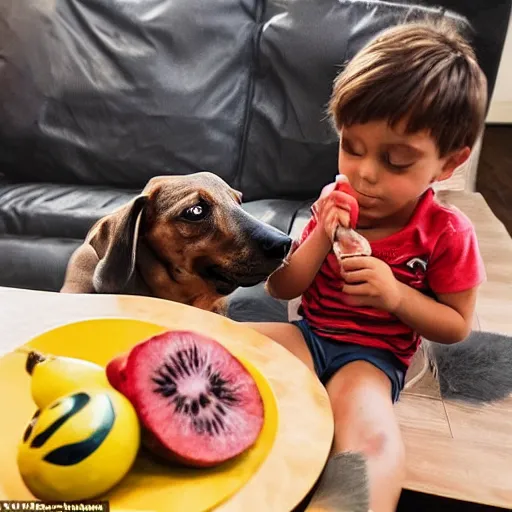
[0,318,279,511]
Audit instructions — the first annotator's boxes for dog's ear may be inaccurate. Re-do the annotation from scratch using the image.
[232,188,243,204]
[92,195,148,294]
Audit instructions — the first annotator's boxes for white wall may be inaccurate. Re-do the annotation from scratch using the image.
[487,16,512,124]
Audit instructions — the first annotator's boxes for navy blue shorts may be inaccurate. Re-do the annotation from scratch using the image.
[292,318,407,403]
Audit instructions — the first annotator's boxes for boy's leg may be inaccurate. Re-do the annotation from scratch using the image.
[322,361,405,512]
[244,322,315,372]
[244,322,403,511]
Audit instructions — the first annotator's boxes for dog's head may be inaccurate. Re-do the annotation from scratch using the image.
[91,172,292,298]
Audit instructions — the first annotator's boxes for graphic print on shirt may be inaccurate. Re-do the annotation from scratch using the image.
[403,255,429,288]
[370,243,430,293]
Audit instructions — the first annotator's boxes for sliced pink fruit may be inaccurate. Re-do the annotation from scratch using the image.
[116,330,265,468]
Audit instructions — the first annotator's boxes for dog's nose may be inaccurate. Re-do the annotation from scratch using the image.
[260,232,292,260]
[239,210,293,260]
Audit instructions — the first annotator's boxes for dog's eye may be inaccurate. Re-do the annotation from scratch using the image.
[180,202,210,222]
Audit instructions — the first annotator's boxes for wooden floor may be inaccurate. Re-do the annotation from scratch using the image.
[396,368,512,510]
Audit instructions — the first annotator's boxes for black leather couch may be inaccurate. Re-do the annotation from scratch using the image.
[0,0,510,322]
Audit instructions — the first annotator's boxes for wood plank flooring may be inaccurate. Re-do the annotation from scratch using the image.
[396,387,512,509]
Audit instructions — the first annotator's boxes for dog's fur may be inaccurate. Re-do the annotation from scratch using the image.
[61,172,292,314]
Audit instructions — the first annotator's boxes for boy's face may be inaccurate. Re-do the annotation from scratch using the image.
[338,119,470,228]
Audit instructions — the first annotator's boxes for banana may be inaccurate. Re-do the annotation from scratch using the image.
[25,350,110,409]
[17,386,140,501]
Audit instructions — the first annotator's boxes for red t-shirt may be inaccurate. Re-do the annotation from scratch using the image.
[292,188,486,367]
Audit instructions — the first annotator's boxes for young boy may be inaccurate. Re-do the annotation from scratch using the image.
[244,19,488,512]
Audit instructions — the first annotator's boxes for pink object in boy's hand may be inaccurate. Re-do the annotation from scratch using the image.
[312,175,357,233]
[334,174,359,229]
[332,175,372,260]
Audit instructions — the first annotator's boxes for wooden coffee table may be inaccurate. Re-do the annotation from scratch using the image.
[0,286,334,511]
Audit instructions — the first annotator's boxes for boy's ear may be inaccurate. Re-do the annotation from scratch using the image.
[435,146,471,182]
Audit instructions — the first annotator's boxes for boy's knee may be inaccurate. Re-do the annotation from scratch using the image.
[360,427,387,458]
[355,421,405,466]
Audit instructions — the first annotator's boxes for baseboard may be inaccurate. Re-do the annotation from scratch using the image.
[486,101,512,125]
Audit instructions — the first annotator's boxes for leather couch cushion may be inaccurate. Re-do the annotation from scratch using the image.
[0,0,258,188]
[239,198,310,235]
[238,0,478,200]
[0,182,138,239]
[1,0,509,201]
[0,236,81,291]
[0,182,306,240]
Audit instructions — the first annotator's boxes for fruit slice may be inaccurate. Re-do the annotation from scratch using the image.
[25,350,110,409]
[120,330,265,468]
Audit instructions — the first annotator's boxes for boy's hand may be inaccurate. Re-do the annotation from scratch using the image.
[312,182,354,242]
[341,256,403,312]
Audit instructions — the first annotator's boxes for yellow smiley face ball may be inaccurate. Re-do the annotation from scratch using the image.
[17,387,140,501]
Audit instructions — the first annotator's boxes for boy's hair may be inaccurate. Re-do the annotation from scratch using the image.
[328,19,488,156]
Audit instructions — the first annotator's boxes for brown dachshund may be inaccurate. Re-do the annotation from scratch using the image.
[60,172,292,314]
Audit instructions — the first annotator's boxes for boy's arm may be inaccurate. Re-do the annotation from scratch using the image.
[342,220,485,344]
[393,283,477,343]
[341,252,482,344]
[266,225,332,300]
[342,256,478,343]
[342,228,485,344]
[267,181,356,300]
